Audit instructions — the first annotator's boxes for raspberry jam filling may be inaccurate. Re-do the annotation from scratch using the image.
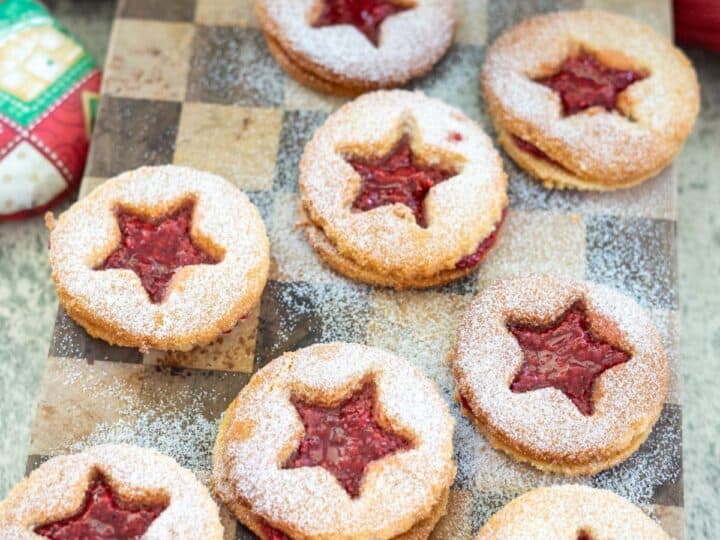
[34,477,167,540]
[510,135,568,169]
[508,302,631,416]
[458,391,473,413]
[97,203,220,303]
[350,135,458,228]
[537,53,647,116]
[455,208,507,270]
[261,521,290,540]
[312,0,411,47]
[284,382,411,498]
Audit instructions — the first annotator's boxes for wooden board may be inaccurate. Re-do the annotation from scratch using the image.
[29,0,683,537]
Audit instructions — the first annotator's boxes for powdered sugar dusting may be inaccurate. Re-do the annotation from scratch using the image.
[649,308,681,404]
[25,7,684,539]
[482,10,699,184]
[453,274,669,461]
[214,343,455,538]
[448,398,681,520]
[507,160,676,220]
[360,284,677,515]
[475,485,671,538]
[258,0,455,85]
[367,290,471,401]
[591,405,681,504]
[187,26,285,107]
[48,165,270,349]
[300,90,507,279]
[256,279,369,366]
[267,191,342,283]
[29,358,240,492]
[72,405,219,481]
[586,214,677,310]
[0,444,224,539]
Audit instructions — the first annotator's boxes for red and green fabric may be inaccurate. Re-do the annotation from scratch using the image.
[0,0,100,221]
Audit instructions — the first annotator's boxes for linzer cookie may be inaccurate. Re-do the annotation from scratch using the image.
[212,342,455,539]
[46,165,270,351]
[452,274,669,475]
[256,0,456,95]
[299,90,507,288]
[476,485,671,539]
[482,10,699,190]
[0,444,223,539]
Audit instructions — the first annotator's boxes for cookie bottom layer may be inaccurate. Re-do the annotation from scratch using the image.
[266,34,366,96]
[497,128,671,191]
[229,486,449,540]
[264,33,383,97]
[214,376,453,540]
[58,286,248,352]
[305,220,481,289]
[457,392,659,476]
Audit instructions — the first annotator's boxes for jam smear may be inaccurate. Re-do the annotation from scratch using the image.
[458,392,473,413]
[511,135,566,167]
[34,477,167,540]
[508,302,631,416]
[511,135,576,172]
[455,207,507,270]
[537,53,647,116]
[284,382,411,498]
[261,521,291,540]
[97,202,220,303]
[350,135,457,228]
[577,531,594,540]
[312,0,411,46]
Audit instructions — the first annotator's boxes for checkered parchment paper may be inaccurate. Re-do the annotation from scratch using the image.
[28,0,683,538]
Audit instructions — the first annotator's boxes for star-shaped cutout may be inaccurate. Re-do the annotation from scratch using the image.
[34,476,167,539]
[312,0,412,47]
[284,382,411,498]
[349,134,458,228]
[508,302,631,416]
[537,53,647,116]
[96,202,220,303]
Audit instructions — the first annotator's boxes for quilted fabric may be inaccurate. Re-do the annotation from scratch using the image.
[0,0,100,221]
